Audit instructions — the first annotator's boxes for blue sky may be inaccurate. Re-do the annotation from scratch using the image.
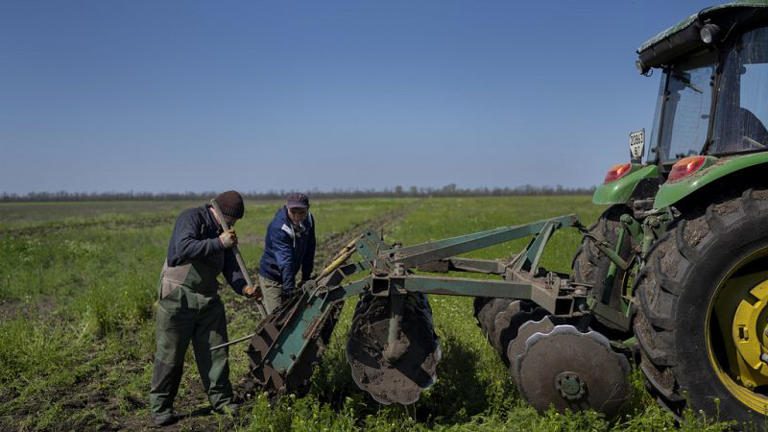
[0,1,718,195]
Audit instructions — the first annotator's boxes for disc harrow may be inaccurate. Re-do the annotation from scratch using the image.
[237,214,634,416]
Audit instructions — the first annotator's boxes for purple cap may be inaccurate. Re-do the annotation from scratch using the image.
[286,192,309,209]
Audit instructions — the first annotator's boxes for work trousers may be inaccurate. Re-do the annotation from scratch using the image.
[259,275,284,315]
[149,285,233,415]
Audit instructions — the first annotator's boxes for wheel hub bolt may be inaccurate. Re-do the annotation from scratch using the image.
[555,371,587,401]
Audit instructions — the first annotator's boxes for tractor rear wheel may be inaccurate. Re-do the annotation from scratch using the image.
[635,188,768,426]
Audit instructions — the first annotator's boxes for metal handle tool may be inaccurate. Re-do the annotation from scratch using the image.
[209,199,268,319]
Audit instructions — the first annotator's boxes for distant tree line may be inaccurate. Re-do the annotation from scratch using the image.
[1,184,594,202]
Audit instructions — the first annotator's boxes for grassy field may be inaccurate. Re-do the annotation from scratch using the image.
[0,196,732,431]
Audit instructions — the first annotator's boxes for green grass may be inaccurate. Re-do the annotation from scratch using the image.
[0,197,734,431]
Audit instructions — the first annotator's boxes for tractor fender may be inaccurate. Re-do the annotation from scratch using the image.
[592,165,660,205]
[654,152,768,209]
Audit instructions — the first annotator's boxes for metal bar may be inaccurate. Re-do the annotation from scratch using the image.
[514,220,556,273]
[600,226,625,304]
[326,277,370,302]
[401,275,530,298]
[384,293,404,362]
[384,226,511,257]
[385,215,579,269]
[416,257,504,274]
[447,257,505,274]
[593,239,630,271]
[210,332,255,351]
[356,231,385,263]
[398,275,577,316]
[209,199,268,318]
[591,302,631,332]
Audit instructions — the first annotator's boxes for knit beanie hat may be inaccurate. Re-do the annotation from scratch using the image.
[214,190,245,219]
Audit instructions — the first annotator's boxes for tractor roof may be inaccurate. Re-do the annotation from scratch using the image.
[636,1,768,73]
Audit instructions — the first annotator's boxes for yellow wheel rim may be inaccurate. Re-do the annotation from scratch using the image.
[708,249,768,413]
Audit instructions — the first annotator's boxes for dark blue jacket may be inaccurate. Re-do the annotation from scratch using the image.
[165,205,246,295]
[258,206,316,294]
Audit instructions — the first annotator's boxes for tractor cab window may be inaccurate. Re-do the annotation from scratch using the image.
[655,55,715,163]
[710,27,768,154]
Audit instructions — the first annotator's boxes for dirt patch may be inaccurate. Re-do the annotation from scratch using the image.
[0,296,58,321]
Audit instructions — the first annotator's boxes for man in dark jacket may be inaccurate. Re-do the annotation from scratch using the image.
[149,190,258,427]
[258,193,316,314]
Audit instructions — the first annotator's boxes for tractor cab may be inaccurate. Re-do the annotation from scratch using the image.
[641,3,768,167]
[596,2,768,207]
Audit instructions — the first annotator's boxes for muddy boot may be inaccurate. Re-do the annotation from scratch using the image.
[152,411,177,427]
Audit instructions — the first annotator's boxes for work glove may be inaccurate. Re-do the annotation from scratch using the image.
[219,229,238,249]
[299,279,316,293]
[243,285,262,301]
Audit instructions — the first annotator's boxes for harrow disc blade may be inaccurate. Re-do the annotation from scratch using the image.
[506,316,555,384]
[346,293,441,405]
[491,300,548,365]
[514,325,631,418]
[473,297,512,337]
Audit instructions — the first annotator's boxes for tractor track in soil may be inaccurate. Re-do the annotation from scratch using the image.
[23,200,422,432]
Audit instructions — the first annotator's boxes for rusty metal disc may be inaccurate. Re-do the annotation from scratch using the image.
[514,325,630,418]
[491,300,548,365]
[473,298,512,337]
[507,316,555,384]
[346,293,441,405]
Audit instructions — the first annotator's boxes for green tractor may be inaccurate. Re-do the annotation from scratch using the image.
[581,0,768,424]
[232,1,768,428]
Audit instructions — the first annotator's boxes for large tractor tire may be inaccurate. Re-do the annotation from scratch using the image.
[634,188,768,426]
[571,205,634,334]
